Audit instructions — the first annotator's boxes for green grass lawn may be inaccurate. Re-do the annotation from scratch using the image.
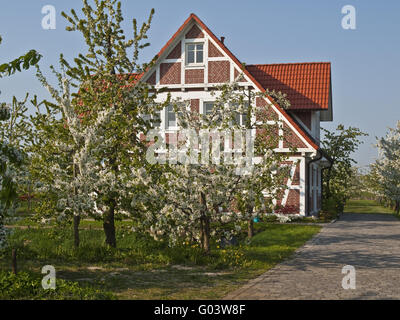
[344,199,396,215]
[0,222,320,299]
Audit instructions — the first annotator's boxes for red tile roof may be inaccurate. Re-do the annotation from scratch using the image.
[246,62,331,110]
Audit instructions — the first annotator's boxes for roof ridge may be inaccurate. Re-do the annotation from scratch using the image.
[247,62,331,67]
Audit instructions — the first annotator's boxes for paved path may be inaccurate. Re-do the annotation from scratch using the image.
[225,213,400,300]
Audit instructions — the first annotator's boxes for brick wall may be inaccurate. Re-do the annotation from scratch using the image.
[190,99,200,113]
[166,42,182,59]
[185,69,204,84]
[185,25,204,39]
[234,68,247,82]
[208,60,230,83]
[283,123,307,148]
[208,40,223,57]
[160,63,181,85]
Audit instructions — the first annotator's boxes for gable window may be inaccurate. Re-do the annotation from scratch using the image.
[186,43,204,65]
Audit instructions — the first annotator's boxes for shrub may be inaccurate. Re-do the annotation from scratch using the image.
[320,197,341,221]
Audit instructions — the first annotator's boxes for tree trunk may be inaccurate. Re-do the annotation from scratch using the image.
[103,201,116,247]
[72,163,80,248]
[202,216,210,254]
[248,219,254,239]
[247,204,254,239]
[73,215,80,248]
[395,200,400,215]
[11,249,17,274]
[200,192,210,254]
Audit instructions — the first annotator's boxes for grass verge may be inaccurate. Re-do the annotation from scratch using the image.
[0,223,320,299]
[344,199,396,215]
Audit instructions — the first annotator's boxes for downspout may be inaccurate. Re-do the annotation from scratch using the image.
[307,150,323,216]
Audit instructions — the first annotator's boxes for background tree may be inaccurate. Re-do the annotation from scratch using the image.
[0,35,41,248]
[375,121,400,214]
[321,124,367,212]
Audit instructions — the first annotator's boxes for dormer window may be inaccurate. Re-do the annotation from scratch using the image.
[186,43,204,66]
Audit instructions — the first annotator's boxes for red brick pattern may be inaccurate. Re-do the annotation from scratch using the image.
[208,60,230,83]
[185,69,204,84]
[208,40,223,57]
[146,71,156,85]
[190,99,199,113]
[283,123,307,148]
[234,68,246,82]
[185,24,204,39]
[292,163,300,185]
[256,126,279,149]
[255,97,279,121]
[160,63,181,85]
[286,189,300,210]
[166,41,181,59]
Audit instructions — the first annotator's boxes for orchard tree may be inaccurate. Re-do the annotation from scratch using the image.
[31,64,117,247]
[321,125,367,211]
[375,121,400,214]
[35,0,162,247]
[134,82,291,253]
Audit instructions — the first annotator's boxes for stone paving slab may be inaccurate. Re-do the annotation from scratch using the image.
[224,213,400,300]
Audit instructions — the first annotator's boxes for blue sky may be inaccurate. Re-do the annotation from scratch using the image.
[0,0,399,167]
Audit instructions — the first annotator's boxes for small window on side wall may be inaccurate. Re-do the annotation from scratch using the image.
[166,105,177,129]
[186,43,204,65]
[203,102,214,115]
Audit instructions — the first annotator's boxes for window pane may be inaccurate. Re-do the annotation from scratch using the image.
[196,50,203,63]
[242,113,248,126]
[187,51,195,64]
[196,44,203,51]
[204,103,214,115]
[188,44,195,51]
[167,106,176,127]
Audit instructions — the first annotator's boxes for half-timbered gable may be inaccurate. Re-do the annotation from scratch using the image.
[140,14,333,216]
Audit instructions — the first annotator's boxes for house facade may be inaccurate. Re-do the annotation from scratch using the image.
[140,14,332,216]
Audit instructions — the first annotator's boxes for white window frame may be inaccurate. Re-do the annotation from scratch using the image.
[202,101,215,116]
[185,41,205,67]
